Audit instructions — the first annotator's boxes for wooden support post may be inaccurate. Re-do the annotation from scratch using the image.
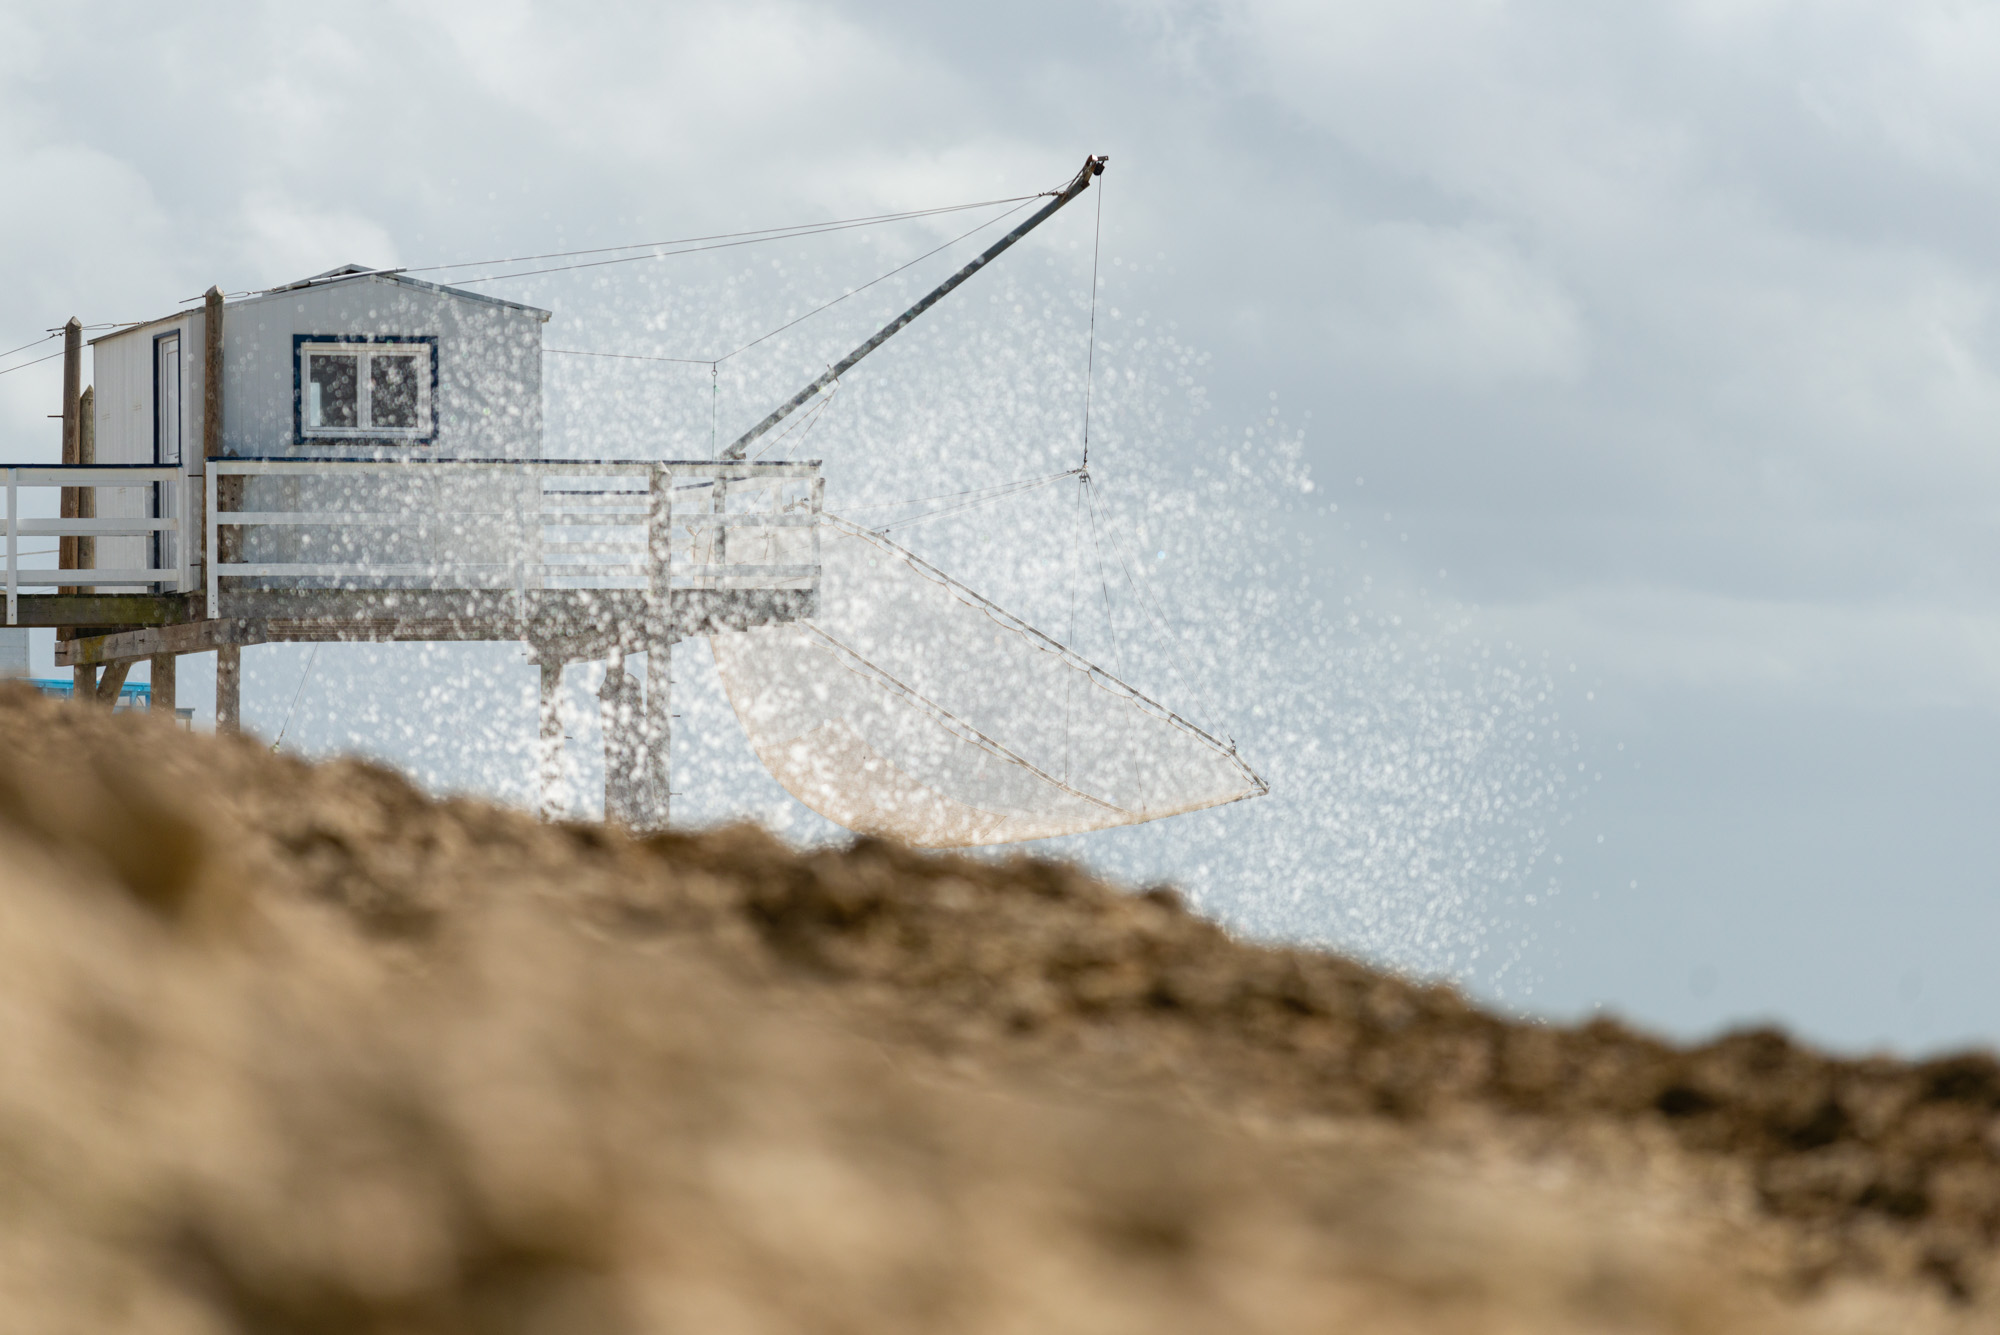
[642,638,672,830]
[215,643,240,734]
[76,385,95,573]
[150,654,176,716]
[59,318,80,584]
[95,661,131,706]
[61,386,98,702]
[202,287,233,593]
[58,320,83,659]
[599,649,640,826]
[637,463,672,831]
[538,659,564,820]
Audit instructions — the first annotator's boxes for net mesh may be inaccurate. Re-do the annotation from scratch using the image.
[710,517,1265,848]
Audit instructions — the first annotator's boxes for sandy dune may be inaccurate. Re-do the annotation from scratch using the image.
[0,685,1991,1332]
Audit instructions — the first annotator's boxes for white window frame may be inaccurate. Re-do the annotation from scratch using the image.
[296,338,437,442]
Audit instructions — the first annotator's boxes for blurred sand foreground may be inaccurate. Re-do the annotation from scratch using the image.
[0,686,1995,1333]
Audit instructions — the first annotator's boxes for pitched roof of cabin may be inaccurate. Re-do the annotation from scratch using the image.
[89,267,550,345]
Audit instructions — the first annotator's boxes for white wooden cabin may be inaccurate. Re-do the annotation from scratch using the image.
[4,158,1249,843]
[6,263,823,828]
[87,266,551,589]
[74,264,815,621]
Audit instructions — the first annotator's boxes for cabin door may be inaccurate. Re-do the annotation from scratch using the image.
[154,333,181,578]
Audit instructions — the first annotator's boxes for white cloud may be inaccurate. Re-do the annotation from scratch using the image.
[1479,585,2000,713]
[1323,221,1585,385]
[234,194,402,289]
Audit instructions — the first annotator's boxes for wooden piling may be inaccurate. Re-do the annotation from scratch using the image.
[59,319,80,579]
[215,643,240,734]
[94,661,130,707]
[76,385,95,573]
[150,654,176,716]
[599,650,635,826]
[643,640,672,829]
[641,465,672,830]
[59,319,87,696]
[538,659,564,819]
[203,287,235,589]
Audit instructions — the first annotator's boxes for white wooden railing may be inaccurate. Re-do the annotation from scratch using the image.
[4,465,190,625]
[206,457,821,610]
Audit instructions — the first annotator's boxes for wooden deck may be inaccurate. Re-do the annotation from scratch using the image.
[55,586,818,667]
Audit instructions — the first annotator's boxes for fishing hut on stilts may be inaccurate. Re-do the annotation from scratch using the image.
[5,156,1266,843]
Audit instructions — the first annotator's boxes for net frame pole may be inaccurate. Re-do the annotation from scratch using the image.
[723,155,1107,460]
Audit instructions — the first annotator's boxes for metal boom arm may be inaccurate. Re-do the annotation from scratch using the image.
[724,154,1108,459]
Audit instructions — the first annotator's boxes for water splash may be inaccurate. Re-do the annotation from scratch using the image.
[237,237,1586,991]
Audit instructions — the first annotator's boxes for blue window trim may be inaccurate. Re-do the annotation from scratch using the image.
[292,333,440,447]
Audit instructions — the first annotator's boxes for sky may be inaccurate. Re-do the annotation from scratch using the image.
[4,0,2000,1057]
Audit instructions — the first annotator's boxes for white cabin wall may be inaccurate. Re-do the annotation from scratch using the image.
[220,276,544,459]
[84,325,146,584]
[215,275,544,581]
[90,327,148,466]
[84,277,545,593]
[88,312,202,588]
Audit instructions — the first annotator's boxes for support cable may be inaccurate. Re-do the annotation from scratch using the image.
[753,374,838,460]
[1081,173,1105,469]
[545,347,714,366]
[212,196,1049,304]
[1081,477,1127,677]
[0,348,65,378]
[840,468,1082,514]
[440,200,1037,287]
[1063,474,1084,782]
[531,199,1033,376]
[1087,480,1232,728]
[404,195,1048,281]
[873,470,1074,535]
[0,332,58,362]
[712,200,1036,364]
[272,645,321,752]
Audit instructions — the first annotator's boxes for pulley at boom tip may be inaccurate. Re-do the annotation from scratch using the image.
[722,154,1110,460]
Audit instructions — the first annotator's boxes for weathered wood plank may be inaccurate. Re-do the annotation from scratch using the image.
[59,619,268,667]
[12,593,197,629]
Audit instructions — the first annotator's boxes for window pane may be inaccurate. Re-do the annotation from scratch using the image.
[307,352,358,428]
[370,352,421,429]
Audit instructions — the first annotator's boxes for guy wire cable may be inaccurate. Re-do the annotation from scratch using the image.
[841,468,1083,514]
[272,644,321,752]
[711,198,1037,363]
[754,374,838,459]
[0,348,65,378]
[404,194,1048,278]
[0,332,58,362]
[528,199,1035,371]
[1082,474,1127,678]
[873,471,1074,535]
[1080,168,1105,470]
[438,198,1040,286]
[1089,477,1231,726]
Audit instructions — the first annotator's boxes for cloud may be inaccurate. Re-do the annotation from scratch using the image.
[1477,585,2000,713]
[1321,220,1586,385]
[234,194,403,289]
